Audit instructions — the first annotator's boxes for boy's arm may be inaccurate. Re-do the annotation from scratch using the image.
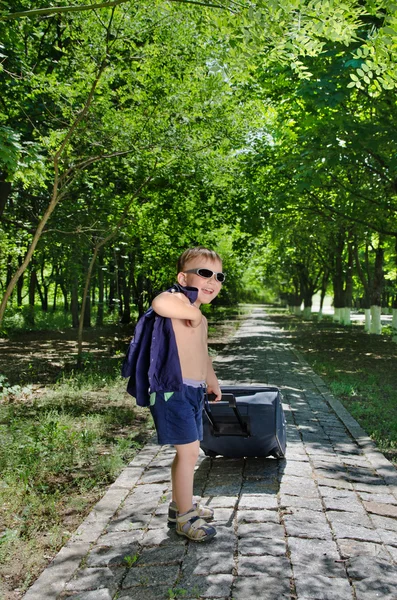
[152,291,202,328]
[206,356,221,401]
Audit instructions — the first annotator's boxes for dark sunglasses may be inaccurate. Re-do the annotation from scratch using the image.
[184,268,226,283]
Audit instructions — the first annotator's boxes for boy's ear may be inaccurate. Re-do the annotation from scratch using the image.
[177,271,187,286]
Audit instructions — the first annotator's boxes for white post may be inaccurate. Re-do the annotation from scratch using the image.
[370,305,382,335]
[364,308,371,332]
[341,307,351,325]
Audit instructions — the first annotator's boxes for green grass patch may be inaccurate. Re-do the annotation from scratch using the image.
[0,368,153,597]
[267,306,397,464]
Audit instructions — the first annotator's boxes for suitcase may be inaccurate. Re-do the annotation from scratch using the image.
[201,386,286,459]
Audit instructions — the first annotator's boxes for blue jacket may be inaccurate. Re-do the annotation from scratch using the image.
[121,284,198,407]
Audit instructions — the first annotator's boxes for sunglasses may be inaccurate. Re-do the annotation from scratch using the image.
[184,268,226,283]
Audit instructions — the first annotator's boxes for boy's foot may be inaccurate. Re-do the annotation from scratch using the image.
[176,509,217,542]
[168,501,214,524]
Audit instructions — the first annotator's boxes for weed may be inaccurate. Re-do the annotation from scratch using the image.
[124,553,139,568]
[167,588,188,599]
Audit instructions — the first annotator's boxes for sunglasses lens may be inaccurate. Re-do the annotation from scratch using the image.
[197,269,213,278]
[196,269,225,283]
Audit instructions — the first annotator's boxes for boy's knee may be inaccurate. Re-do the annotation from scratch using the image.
[176,442,200,463]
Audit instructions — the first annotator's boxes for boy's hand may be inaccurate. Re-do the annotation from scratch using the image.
[207,382,222,402]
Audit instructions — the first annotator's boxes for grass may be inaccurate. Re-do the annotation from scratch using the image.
[0,360,153,599]
[266,306,397,465]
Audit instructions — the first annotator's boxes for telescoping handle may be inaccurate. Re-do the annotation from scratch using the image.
[205,393,249,436]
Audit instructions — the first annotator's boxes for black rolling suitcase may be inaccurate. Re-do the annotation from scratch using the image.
[201,386,286,459]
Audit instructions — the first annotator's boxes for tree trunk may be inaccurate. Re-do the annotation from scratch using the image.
[71,277,79,328]
[16,255,24,306]
[96,249,104,327]
[369,244,384,335]
[0,181,11,221]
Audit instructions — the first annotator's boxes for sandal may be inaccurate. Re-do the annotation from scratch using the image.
[176,509,217,542]
[168,501,214,524]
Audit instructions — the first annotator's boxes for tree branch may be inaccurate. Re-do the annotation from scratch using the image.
[1,0,233,21]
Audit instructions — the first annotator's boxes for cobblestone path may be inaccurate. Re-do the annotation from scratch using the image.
[23,307,397,600]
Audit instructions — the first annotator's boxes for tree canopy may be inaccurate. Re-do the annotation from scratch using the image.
[1,0,397,337]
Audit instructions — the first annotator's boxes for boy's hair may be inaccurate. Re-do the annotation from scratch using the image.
[177,247,222,273]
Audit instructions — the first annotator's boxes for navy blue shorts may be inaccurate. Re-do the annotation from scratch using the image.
[149,385,205,445]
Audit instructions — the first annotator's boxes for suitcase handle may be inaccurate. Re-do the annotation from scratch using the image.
[205,393,249,436]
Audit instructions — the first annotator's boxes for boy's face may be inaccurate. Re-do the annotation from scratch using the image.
[177,256,223,306]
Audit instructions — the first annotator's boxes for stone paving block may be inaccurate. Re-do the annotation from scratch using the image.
[237,554,291,578]
[98,530,144,546]
[326,509,373,529]
[118,585,175,599]
[358,491,397,505]
[139,467,171,484]
[176,573,233,598]
[353,481,389,494]
[237,509,280,524]
[182,550,234,575]
[239,480,279,494]
[284,517,332,540]
[238,536,287,557]
[363,501,397,519]
[110,466,145,489]
[64,566,125,593]
[284,507,329,522]
[317,478,354,491]
[237,522,285,539]
[204,482,242,496]
[331,522,381,543]
[368,513,397,533]
[378,528,397,547]
[136,544,185,565]
[288,536,339,561]
[279,494,323,512]
[140,527,185,547]
[122,563,180,588]
[86,542,140,567]
[346,554,395,580]
[294,574,354,599]
[60,590,113,600]
[279,481,319,499]
[117,496,159,515]
[385,544,397,561]
[279,462,314,477]
[232,575,291,599]
[318,486,356,499]
[203,495,237,508]
[106,512,152,533]
[292,559,346,579]
[210,507,234,526]
[338,539,391,560]
[353,579,397,600]
[238,493,278,510]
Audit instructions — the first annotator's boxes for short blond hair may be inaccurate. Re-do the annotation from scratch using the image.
[177,247,222,273]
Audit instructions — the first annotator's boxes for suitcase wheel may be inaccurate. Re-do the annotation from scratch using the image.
[203,450,217,458]
[271,449,285,459]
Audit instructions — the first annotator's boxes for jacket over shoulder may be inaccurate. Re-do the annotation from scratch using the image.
[121,284,198,406]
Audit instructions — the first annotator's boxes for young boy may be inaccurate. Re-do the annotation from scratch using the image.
[150,247,224,542]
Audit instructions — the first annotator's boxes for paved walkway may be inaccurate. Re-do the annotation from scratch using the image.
[22,307,397,600]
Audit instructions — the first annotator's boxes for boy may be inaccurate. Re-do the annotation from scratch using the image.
[150,247,224,542]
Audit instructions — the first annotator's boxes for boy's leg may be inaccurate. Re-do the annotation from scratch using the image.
[172,440,200,514]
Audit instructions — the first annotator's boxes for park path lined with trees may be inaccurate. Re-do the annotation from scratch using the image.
[1,3,397,597]
[1,0,397,350]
